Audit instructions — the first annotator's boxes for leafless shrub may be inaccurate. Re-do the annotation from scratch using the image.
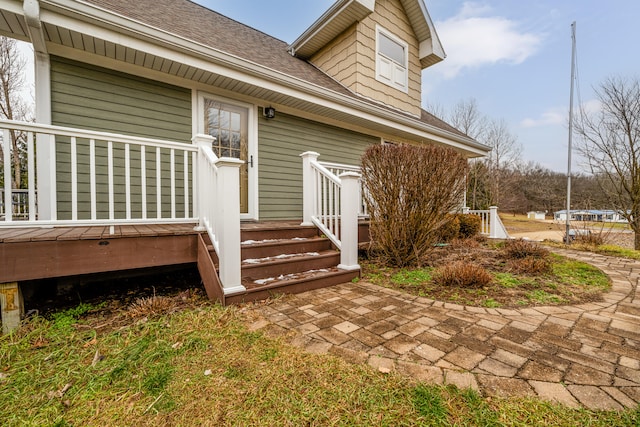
[507,257,552,275]
[572,222,612,246]
[503,239,549,260]
[361,144,468,267]
[433,261,493,288]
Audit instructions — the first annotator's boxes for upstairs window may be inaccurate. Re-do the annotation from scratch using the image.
[376,26,408,92]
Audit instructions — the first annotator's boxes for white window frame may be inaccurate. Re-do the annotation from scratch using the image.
[375,25,409,93]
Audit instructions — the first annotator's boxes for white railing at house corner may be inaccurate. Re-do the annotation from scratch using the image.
[0,189,30,219]
[316,160,369,218]
[193,134,245,296]
[301,152,360,271]
[0,119,199,226]
[468,206,509,239]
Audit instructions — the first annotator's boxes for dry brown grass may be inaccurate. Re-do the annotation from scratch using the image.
[126,289,196,319]
[432,261,493,288]
[506,256,552,275]
[503,239,550,259]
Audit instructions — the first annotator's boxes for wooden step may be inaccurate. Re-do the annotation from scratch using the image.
[226,268,359,305]
[240,224,319,241]
[241,236,333,259]
[241,250,340,280]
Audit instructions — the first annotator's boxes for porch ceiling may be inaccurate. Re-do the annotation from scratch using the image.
[0,3,488,157]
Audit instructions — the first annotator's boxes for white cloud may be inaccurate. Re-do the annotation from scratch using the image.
[434,2,543,78]
[521,107,566,128]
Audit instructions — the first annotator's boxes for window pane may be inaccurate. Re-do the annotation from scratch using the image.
[220,110,230,129]
[230,113,241,132]
[379,32,405,65]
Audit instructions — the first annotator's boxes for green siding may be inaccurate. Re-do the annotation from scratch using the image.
[258,111,378,220]
[50,56,193,220]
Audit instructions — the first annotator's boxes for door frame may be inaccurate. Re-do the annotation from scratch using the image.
[196,92,258,221]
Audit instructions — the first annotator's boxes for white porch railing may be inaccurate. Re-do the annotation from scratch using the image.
[301,152,360,271]
[468,206,509,239]
[0,119,198,226]
[0,120,244,296]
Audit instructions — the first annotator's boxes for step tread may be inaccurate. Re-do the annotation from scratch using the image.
[241,235,326,247]
[242,267,355,291]
[241,249,338,267]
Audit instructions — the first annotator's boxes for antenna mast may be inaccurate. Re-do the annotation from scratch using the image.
[566,22,576,244]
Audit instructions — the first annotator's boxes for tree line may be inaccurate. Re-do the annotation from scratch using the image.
[429,98,609,215]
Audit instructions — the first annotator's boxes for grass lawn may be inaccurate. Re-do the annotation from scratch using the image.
[1,293,638,426]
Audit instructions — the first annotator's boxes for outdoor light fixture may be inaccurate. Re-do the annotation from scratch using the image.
[263,106,276,119]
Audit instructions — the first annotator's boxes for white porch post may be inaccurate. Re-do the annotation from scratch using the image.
[216,157,246,295]
[25,0,56,221]
[300,151,319,226]
[489,206,499,239]
[192,134,214,231]
[338,171,361,271]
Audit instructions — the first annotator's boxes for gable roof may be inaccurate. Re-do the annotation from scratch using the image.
[289,0,445,68]
[18,0,487,155]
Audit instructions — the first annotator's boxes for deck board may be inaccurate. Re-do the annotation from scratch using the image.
[0,223,199,243]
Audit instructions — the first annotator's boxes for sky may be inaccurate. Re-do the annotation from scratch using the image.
[194,0,640,173]
[16,0,640,172]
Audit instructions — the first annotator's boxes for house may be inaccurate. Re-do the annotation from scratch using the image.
[527,211,546,220]
[0,0,489,328]
[553,209,628,223]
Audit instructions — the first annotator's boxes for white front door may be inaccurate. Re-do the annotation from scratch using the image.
[200,94,257,219]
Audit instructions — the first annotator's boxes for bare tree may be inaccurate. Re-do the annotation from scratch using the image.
[484,118,522,208]
[0,36,30,189]
[446,98,489,209]
[575,75,640,249]
[449,98,488,140]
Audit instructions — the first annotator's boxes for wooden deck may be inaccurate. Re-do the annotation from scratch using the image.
[0,224,201,283]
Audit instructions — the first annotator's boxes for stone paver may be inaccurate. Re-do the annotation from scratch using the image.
[246,249,640,411]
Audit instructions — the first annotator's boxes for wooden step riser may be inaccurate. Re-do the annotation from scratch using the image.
[241,253,340,280]
[226,269,360,305]
[241,226,319,242]
[241,239,333,260]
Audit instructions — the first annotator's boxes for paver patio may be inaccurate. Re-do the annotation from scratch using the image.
[246,249,640,410]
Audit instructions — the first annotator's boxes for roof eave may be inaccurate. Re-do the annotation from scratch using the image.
[288,0,375,58]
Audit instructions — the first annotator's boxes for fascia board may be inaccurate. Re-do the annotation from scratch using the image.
[288,0,374,58]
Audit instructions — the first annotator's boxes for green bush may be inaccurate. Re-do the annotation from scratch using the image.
[457,214,482,238]
[436,215,461,243]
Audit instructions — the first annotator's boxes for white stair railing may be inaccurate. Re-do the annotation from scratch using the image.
[314,160,369,218]
[301,152,360,271]
[193,134,245,296]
